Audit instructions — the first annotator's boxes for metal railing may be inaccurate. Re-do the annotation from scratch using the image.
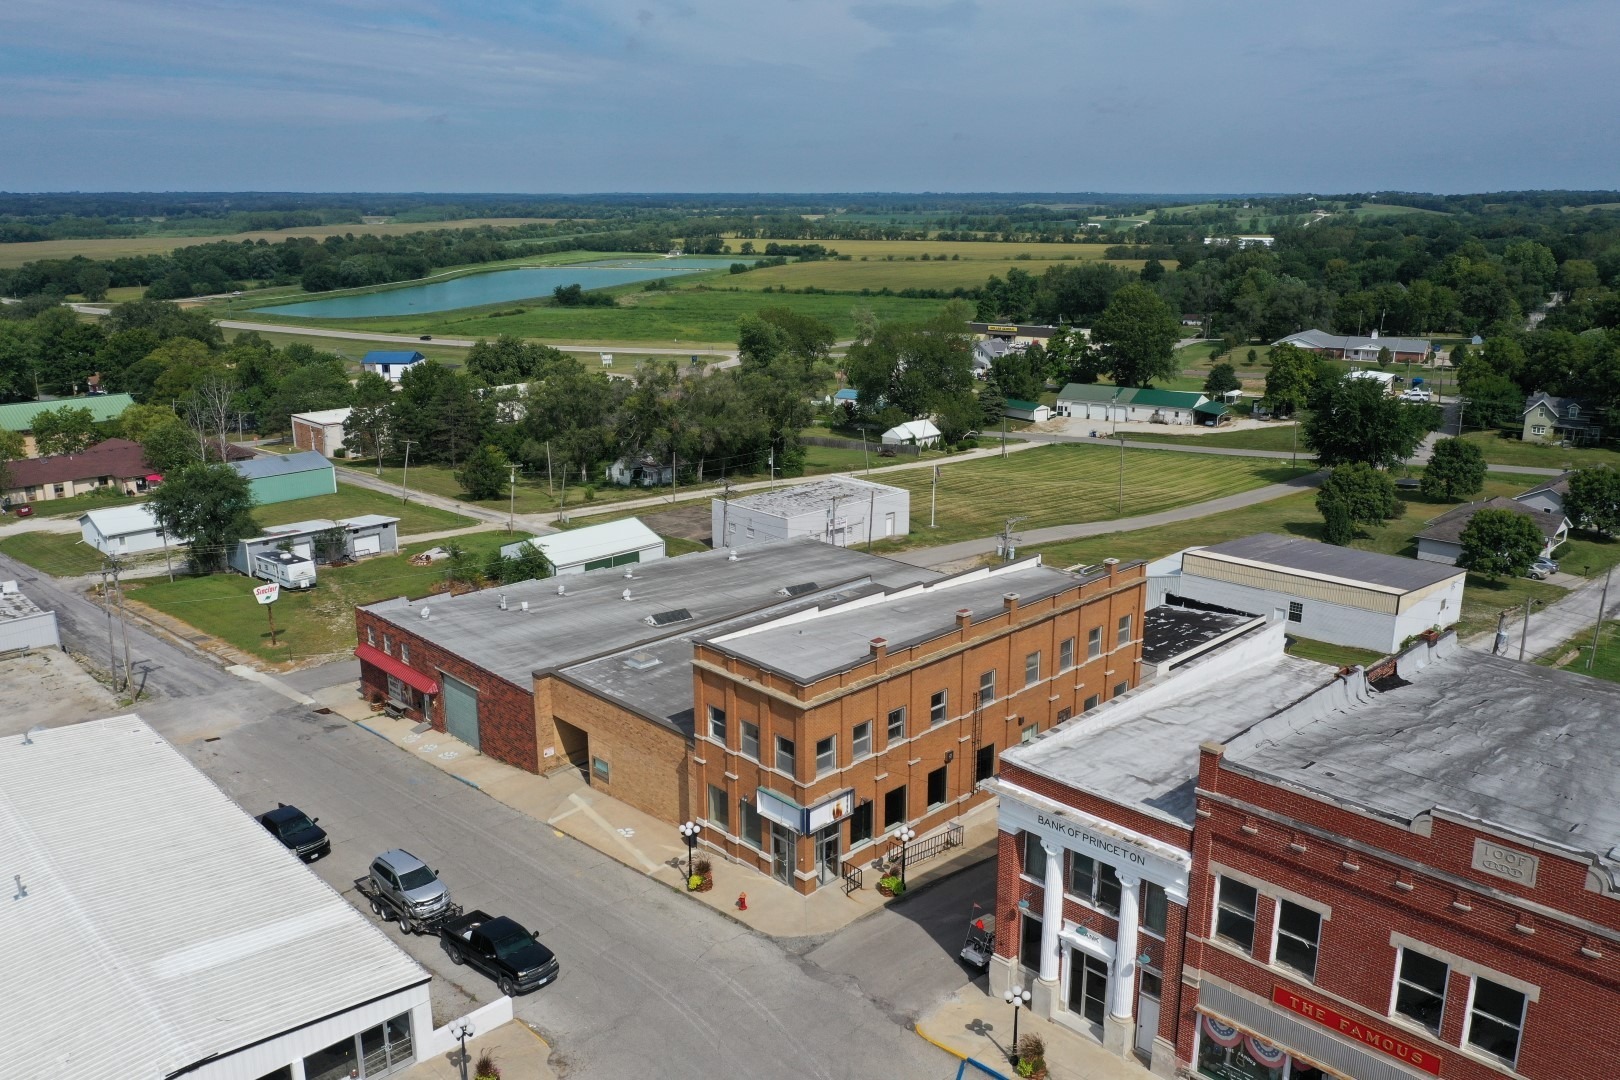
[903,822,965,868]
[843,864,863,896]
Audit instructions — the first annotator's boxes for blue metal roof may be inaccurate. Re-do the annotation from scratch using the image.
[361,350,427,366]
[834,388,859,401]
[229,451,333,480]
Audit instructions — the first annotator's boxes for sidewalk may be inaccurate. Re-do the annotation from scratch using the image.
[918,979,1156,1080]
[318,685,999,939]
[400,1018,555,1080]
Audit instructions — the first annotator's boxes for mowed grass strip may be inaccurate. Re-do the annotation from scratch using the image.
[255,482,475,535]
[0,531,107,576]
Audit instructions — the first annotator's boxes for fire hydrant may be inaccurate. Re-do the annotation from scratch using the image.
[737,892,748,911]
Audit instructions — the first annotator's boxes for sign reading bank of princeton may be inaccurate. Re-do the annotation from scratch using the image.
[1272,985,1443,1075]
[1037,813,1152,868]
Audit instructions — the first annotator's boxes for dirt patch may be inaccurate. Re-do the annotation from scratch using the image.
[632,503,715,545]
[0,650,121,736]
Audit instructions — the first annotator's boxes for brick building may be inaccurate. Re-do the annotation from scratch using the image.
[992,623,1620,1080]
[692,556,1146,895]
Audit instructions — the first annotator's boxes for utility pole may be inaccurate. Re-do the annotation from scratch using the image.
[1116,434,1126,516]
[99,562,121,693]
[866,488,876,552]
[1001,411,1007,458]
[670,448,678,505]
[930,465,940,528]
[399,439,416,505]
[1494,610,1509,656]
[861,427,870,474]
[507,463,519,534]
[997,516,1027,562]
[111,559,132,695]
[1518,597,1535,662]
[1588,566,1614,672]
[545,440,554,499]
[719,477,734,546]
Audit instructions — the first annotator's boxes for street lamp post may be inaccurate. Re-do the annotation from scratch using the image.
[895,825,917,887]
[450,1018,476,1080]
[679,820,700,879]
[1004,986,1031,1064]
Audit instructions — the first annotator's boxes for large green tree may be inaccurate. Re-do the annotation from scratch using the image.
[1316,463,1402,526]
[1090,283,1181,387]
[1304,374,1431,468]
[1263,343,1318,417]
[1420,438,1487,500]
[1458,509,1545,581]
[1203,363,1241,397]
[1565,467,1620,536]
[844,307,976,423]
[147,462,258,573]
[456,444,510,500]
[465,335,566,385]
[32,405,99,456]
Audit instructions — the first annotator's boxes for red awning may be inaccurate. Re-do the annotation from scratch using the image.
[355,643,440,695]
[145,474,163,482]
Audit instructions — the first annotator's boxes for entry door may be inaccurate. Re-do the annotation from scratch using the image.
[816,825,840,886]
[440,673,480,750]
[1066,949,1109,1026]
[885,512,895,537]
[770,824,794,885]
[1136,970,1161,1057]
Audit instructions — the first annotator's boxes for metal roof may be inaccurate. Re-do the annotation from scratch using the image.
[361,350,427,366]
[533,517,661,566]
[1189,534,1464,593]
[0,393,135,431]
[1274,329,1431,354]
[79,502,164,538]
[289,407,353,426]
[726,477,906,519]
[229,450,334,480]
[0,715,428,1079]
[1055,384,1206,408]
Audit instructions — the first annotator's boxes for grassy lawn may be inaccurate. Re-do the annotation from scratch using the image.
[1120,425,1304,452]
[14,490,151,520]
[256,483,474,535]
[1284,638,1390,668]
[663,536,708,557]
[1540,621,1620,680]
[125,532,525,666]
[1458,430,1620,471]
[0,532,107,576]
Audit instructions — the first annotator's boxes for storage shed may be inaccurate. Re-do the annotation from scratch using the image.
[880,419,941,446]
[714,477,910,550]
[229,515,400,577]
[499,517,665,575]
[1002,398,1052,423]
[229,451,337,505]
[79,503,171,556]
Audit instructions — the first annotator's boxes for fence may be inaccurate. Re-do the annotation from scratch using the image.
[802,434,922,457]
[906,821,965,868]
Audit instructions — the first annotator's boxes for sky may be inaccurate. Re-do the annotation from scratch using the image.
[3,0,1618,195]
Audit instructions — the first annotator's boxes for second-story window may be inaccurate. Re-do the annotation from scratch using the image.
[1394,949,1448,1033]
[399,642,410,664]
[930,690,948,725]
[1087,626,1102,659]
[383,634,393,655]
[815,735,837,776]
[707,705,727,743]
[852,721,872,760]
[1116,614,1133,648]
[740,720,760,761]
[775,736,796,776]
[366,626,376,646]
[1059,637,1075,671]
[1068,854,1121,915]
[887,706,906,744]
[978,670,996,707]
[1468,978,1527,1066]
[1214,877,1258,952]
[1274,900,1321,980]
[1024,651,1041,688]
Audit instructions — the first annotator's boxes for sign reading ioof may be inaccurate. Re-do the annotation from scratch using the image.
[1471,838,1539,887]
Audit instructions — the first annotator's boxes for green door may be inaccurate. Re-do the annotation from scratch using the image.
[441,673,480,750]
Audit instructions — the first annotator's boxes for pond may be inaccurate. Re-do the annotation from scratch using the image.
[251,257,741,319]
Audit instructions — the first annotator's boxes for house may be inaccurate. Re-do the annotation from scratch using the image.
[833,388,860,406]
[714,477,910,550]
[1179,313,1206,327]
[361,350,427,382]
[967,322,1061,346]
[2,715,433,1080]
[972,337,1015,377]
[1521,391,1604,445]
[498,517,665,575]
[1170,533,1467,653]
[228,515,400,578]
[228,450,337,505]
[79,503,171,557]
[1272,328,1431,364]
[606,453,677,487]
[0,579,60,652]
[0,438,155,505]
[1416,497,1569,565]
[289,406,353,457]
[881,419,942,446]
[1513,472,1572,516]
[0,393,136,457]
[1203,235,1274,248]
[1054,384,1211,426]
[1003,398,1052,423]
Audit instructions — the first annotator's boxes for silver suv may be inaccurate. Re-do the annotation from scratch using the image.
[369,849,451,923]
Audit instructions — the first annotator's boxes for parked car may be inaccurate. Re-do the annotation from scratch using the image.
[257,803,330,861]
[1527,557,1559,579]
[1400,388,1432,402]
[357,849,457,933]
[13,505,33,518]
[441,910,560,996]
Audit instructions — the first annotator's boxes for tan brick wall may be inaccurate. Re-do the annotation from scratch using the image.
[540,676,694,825]
[291,418,325,455]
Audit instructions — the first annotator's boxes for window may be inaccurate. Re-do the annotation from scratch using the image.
[883,785,908,828]
[1287,601,1303,623]
[366,625,376,646]
[1394,949,1448,1033]
[1020,723,1039,744]
[382,634,393,655]
[740,720,760,761]
[1083,694,1100,712]
[1059,637,1075,671]
[1067,854,1121,914]
[591,756,611,781]
[1024,651,1041,688]
[1214,877,1258,951]
[926,764,948,808]
[386,674,410,705]
[849,800,873,846]
[1113,681,1129,699]
[1143,882,1169,936]
[975,743,996,783]
[1468,978,1526,1064]
[1087,627,1102,659]
[979,670,996,707]
[852,721,872,760]
[930,690,948,725]
[775,736,796,776]
[886,707,906,744]
[1022,831,1047,880]
[1020,913,1043,971]
[399,641,410,663]
[1274,900,1322,980]
[815,735,837,776]
[739,796,764,849]
[707,784,731,831]
[1531,424,1547,435]
[1116,614,1132,648]
[707,705,727,742]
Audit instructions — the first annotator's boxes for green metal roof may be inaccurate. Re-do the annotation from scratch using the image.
[1055,383,1206,409]
[1003,398,1044,412]
[0,394,135,431]
[1056,383,1130,403]
[1128,387,1206,408]
[1194,400,1229,415]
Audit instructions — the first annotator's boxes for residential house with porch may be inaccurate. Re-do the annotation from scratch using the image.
[1521,392,1604,445]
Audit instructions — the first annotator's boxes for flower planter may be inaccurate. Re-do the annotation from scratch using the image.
[877,882,896,898]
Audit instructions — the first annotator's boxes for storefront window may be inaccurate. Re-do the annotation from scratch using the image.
[739,796,764,849]
[1196,1015,1291,1080]
[304,1036,359,1080]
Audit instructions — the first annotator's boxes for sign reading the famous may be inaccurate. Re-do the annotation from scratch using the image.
[1272,985,1442,1075]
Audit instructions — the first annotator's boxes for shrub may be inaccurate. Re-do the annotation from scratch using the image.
[688,874,703,890]
[583,485,596,502]
[878,874,905,894]
[693,857,712,877]
[474,1051,501,1080]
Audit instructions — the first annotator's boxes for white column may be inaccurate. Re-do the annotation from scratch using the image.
[1110,874,1141,1021]
[1039,840,1064,984]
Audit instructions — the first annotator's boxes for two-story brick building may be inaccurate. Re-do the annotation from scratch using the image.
[692,556,1146,895]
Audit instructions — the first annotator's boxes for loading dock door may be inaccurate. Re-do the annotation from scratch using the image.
[441,673,480,750]
[352,534,381,556]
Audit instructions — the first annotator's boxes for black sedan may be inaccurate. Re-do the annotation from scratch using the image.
[258,804,331,862]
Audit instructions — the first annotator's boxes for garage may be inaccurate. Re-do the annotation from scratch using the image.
[441,673,480,750]
[353,534,382,557]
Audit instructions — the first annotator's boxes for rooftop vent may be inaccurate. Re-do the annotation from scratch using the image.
[779,581,819,598]
[557,584,566,596]
[645,607,693,627]
[624,651,662,671]
[728,549,739,561]
[499,594,508,611]
[622,588,632,601]
[520,600,529,612]
[420,607,431,619]
[623,568,634,579]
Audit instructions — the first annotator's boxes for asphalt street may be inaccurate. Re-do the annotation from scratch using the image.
[2,550,969,1080]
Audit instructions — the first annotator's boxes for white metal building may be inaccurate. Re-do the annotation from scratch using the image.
[290,407,353,457]
[712,477,910,551]
[0,579,60,651]
[0,714,431,1080]
[1171,533,1466,654]
[499,517,666,575]
[80,503,171,556]
[228,515,401,578]
[880,419,941,446]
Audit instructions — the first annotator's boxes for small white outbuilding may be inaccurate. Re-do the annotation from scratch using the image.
[880,419,942,446]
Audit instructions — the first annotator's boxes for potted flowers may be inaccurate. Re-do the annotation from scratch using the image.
[1014,1034,1048,1079]
[474,1051,502,1080]
[876,874,906,898]
[687,857,714,892]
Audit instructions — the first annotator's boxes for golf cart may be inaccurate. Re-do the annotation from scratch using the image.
[961,913,996,969]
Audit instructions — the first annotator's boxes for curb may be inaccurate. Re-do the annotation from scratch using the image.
[914,1024,968,1061]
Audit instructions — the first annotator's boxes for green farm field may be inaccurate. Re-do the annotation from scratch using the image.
[723,255,1156,293]
[730,238,1123,261]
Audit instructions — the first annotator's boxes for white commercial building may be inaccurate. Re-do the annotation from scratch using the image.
[0,714,432,1080]
[290,407,353,457]
[80,503,171,556]
[712,477,910,551]
[500,516,666,575]
[0,579,60,651]
[1169,533,1466,654]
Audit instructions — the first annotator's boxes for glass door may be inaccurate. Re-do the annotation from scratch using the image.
[816,825,840,886]
[770,823,794,885]
[1065,948,1110,1026]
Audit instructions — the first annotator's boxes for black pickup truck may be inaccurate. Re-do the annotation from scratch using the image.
[440,910,560,996]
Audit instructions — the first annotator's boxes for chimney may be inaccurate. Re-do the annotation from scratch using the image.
[1104,557,1119,579]
[956,607,973,631]
[1002,592,1020,616]
[869,637,888,669]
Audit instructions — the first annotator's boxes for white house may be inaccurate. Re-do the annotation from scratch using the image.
[499,517,666,575]
[1170,533,1467,654]
[290,407,353,457]
[1054,384,1215,426]
[881,419,941,447]
[1513,472,1571,516]
[2,714,433,1080]
[80,503,171,556]
[606,453,677,487]
[361,350,428,383]
[1416,498,1569,565]
[713,477,911,551]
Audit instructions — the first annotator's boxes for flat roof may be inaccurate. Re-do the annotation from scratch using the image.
[230,451,333,480]
[726,477,906,519]
[707,559,1088,684]
[0,715,428,1078]
[290,407,353,425]
[0,582,47,621]
[1222,650,1620,870]
[1002,623,1337,827]
[1190,533,1464,593]
[1141,605,1256,665]
[364,540,939,688]
[536,517,662,565]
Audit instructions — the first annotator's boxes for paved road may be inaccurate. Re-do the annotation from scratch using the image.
[1472,567,1620,662]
